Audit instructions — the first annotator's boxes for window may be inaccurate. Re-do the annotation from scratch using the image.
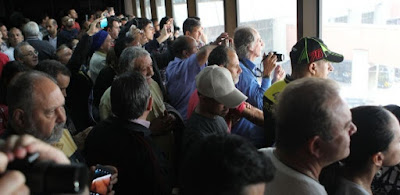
[322,0,400,107]
[361,12,374,24]
[197,0,225,43]
[156,0,166,19]
[145,0,152,19]
[173,0,188,31]
[333,16,348,23]
[136,0,141,17]
[387,18,400,25]
[237,0,297,73]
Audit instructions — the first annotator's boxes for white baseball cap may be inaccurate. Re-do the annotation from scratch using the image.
[196,65,247,108]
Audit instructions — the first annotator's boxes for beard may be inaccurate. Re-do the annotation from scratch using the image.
[233,77,240,84]
[25,122,65,144]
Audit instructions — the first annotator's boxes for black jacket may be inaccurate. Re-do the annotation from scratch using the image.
[84,117,170,195]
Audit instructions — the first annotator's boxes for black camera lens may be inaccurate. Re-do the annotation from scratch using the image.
[273,52,284,62]
[7,153,89,194]
[263,52,285,62]
[28,162,89,194]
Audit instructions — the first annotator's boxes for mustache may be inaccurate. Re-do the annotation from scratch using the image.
[44,122,65,144]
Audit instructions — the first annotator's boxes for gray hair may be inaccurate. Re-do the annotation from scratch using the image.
[234,27,257,59]
[118,46,150,75]
[14,41,31,60]
[23,21,40,38]
[126,24,142,41]
[275,78,341,152]
[7,71,57,132]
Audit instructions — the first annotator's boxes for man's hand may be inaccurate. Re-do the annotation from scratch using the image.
[272,65,285,84]
[1,135,70,164]
[212,32,229,45]
[89,165,118,195]
[262,52,277,78]
[149,110,176,135]
[157,18,174,44]
[88,18,102,36]
[0,152,29,195]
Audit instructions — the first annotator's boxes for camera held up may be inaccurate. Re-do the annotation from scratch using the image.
[6,152,89,194]
[263,51,284,62]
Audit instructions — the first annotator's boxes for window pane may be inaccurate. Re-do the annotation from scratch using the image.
[136,0,141,17]
[145,0,152,19]
[156,0,166,19]
[173,0,188,32]
[238,0,297,73]
[322,0,400,107]
[197,0,225,42]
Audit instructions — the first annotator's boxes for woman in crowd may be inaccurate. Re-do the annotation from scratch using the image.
[322,105,400,195]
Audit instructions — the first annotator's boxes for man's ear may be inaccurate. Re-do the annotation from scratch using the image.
[182,50,189,58]
[15,57,23,63]
[372,152,384,167]
[307,136,323,158]
[308,62,317,76]
[12,109,26,129]
[184,31,190,36]
[247,44,254,53]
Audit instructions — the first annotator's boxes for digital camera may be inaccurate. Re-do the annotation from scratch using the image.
[7,153,89,194]
[264,51,284,62]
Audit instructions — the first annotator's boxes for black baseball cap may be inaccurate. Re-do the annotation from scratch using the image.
[290,37,344,65]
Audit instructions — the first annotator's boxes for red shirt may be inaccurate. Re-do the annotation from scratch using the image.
[72,21,81,32]
[187,89,246,131]
[0,52,9,76]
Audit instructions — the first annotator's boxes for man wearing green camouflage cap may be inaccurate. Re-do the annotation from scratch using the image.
[263,37,344,146]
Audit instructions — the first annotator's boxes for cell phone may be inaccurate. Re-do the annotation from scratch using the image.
[100,18,108,28]
[90,165,113,195]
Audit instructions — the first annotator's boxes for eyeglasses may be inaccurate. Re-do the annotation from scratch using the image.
[23,50,39,57]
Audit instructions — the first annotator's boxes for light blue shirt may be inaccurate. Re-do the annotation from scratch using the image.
[166,54,205,119]
[47,36,57,50]
[232,58,271,147]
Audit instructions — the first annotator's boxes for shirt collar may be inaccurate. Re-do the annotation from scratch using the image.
[95,51,107,57]
[130,118,151,129]
[242,58,256,70]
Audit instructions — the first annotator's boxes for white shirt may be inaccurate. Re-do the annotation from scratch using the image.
[4,47,14,61]
[334,177,370,195]
[259,147,328,195]
[46,36,57,49]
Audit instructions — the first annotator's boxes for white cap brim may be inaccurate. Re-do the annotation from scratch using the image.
[215,88,248,108]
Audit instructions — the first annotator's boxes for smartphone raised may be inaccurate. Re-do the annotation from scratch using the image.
[90,165,114,195]
[100,18,108,28]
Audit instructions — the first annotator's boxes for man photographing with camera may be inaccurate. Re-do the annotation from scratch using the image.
[0,134,73,195]
[1,70,116,194]
[232,26,284,148]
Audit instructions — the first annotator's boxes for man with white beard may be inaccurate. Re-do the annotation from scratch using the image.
[3,71,66,144]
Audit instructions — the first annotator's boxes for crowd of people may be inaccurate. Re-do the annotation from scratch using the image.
[0,5,399,195]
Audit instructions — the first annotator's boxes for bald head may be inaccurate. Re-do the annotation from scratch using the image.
[172,35,198,59]
[8,71,66,143]
[46,19,58,36]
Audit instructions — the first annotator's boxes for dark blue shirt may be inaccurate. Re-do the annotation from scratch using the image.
[166,54,205,119]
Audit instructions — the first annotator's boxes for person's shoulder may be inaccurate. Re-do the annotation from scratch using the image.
[264,79,287,103]
[259,147,274,156]
[335,177,370,195]
[0,52,8,59]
